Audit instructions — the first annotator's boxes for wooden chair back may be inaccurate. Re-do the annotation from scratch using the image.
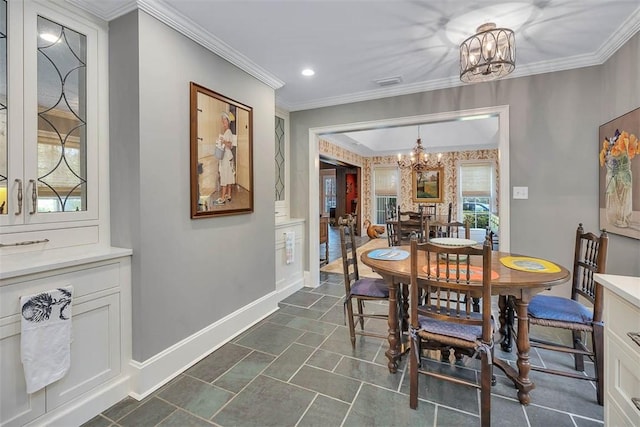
[319,215,329,264]
[338,215,360,289]
[425,219,470,241]
[396,206,423,244]
[411,237,492,342]
[571,224,608,322]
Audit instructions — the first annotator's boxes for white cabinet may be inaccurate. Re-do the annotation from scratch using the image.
[275,219,305,292]
[0,0,108,248]
[597,274,640,427]
[0,249,132,427]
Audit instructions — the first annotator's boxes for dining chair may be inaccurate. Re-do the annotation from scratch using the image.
[396,206,423,244]
[425,219,470,241]
[319,214,329,265]
[523,223,608,404]
[485,226,499,251]
[338,215,392,348]
[408,235,494,427]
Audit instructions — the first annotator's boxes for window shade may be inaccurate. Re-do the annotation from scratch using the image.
[460,163,492,197]
[374,167,398,196]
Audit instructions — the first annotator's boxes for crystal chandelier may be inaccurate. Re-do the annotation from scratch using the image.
[460,22,515,83]
[397,128,442,172]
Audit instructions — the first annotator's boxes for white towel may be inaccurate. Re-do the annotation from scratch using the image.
[20,286,73,394]
[285,231,295,264]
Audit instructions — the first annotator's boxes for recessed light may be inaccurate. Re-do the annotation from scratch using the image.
[39,33,60,43]
[301,68,315,77]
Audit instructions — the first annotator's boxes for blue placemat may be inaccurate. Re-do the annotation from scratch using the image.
[368,249,410,260]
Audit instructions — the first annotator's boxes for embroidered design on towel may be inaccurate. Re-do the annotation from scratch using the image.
[22,288,72,323]
[21,286,73,394]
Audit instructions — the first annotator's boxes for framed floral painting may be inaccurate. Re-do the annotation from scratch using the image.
[598,107,639,239]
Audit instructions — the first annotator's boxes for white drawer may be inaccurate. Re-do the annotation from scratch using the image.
[606,332,640,425]
[606,290,640,345]
[0,262,120,319]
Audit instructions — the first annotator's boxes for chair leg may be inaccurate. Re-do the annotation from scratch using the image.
[480,352,492,427]
[593,324,604,405]
[572,330,585,372]
[345,297,357,348]
[409,334,419,409]
[357,299,365,330]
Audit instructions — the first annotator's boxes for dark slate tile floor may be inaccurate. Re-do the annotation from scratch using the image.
[84,227,603,426]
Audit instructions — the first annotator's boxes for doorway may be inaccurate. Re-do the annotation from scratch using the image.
[320,157,361,233]
[308,105,511,287]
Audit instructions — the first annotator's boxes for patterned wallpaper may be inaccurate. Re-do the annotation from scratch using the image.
[319,139,499,227]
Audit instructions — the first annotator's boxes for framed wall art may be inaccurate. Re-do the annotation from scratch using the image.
[412,167,444,203]
[190,82,253,218]
[598,107,639,239]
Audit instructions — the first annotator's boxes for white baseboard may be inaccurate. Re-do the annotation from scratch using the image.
[128,280,304,399]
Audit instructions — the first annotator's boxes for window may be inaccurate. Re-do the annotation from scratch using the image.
[460,163,494,229]
[322,174,336,213]
[373,167,398,224]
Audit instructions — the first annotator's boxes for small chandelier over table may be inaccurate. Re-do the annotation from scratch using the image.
[460,22,515,83]
[397,129,442,172]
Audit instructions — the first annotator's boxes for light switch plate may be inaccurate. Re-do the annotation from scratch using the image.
[513,186,528,199]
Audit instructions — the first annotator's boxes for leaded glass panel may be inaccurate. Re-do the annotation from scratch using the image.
[36,15,86,212]
[275,115,285,201]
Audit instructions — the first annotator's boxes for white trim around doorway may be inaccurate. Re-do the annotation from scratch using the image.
[308,105,510,288]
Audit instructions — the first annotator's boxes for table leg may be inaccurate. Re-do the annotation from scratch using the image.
[385,280,400,373]
[401,283,409,332]
[493,297,535,405]
[514,298,534,404]
[498,295,512,352]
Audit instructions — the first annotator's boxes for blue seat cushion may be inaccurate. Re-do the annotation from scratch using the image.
[350,278,389,298]
[417,310,485,342]
[528,295,593,324]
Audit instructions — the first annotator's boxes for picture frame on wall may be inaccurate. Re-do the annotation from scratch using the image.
[190,82,254,218]
[598,107,639,239]
[412,167,444,203]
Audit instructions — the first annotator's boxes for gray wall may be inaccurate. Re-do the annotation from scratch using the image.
[110,11,276,361]
[291,33,640,278]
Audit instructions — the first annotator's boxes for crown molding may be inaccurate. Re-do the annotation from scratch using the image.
[136,0,284,90]
[594,6,640,63]
[65,0,138,21]
[66,0,284,90]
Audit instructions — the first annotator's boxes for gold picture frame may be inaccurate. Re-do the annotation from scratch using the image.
[190,82,253,218]
[412,167,444,203]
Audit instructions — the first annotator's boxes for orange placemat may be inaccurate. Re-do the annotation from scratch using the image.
[500,256,561,273]
[423,264,500,281]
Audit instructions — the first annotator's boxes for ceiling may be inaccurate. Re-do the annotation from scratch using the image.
[68,0,640,154]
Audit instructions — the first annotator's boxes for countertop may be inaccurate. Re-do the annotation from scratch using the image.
[595,273,640,309]
[1,245,133,280]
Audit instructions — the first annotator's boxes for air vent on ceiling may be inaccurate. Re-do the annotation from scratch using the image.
[373,75,403,87]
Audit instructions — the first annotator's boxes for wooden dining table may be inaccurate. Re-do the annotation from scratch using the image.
[361,246,571,405]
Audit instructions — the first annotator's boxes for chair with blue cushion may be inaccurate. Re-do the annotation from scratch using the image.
[338,215,392,348]
[408,235,494,427]
[526,223,608,405]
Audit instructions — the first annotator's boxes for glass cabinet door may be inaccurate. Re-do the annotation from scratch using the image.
[1,0,99,228]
